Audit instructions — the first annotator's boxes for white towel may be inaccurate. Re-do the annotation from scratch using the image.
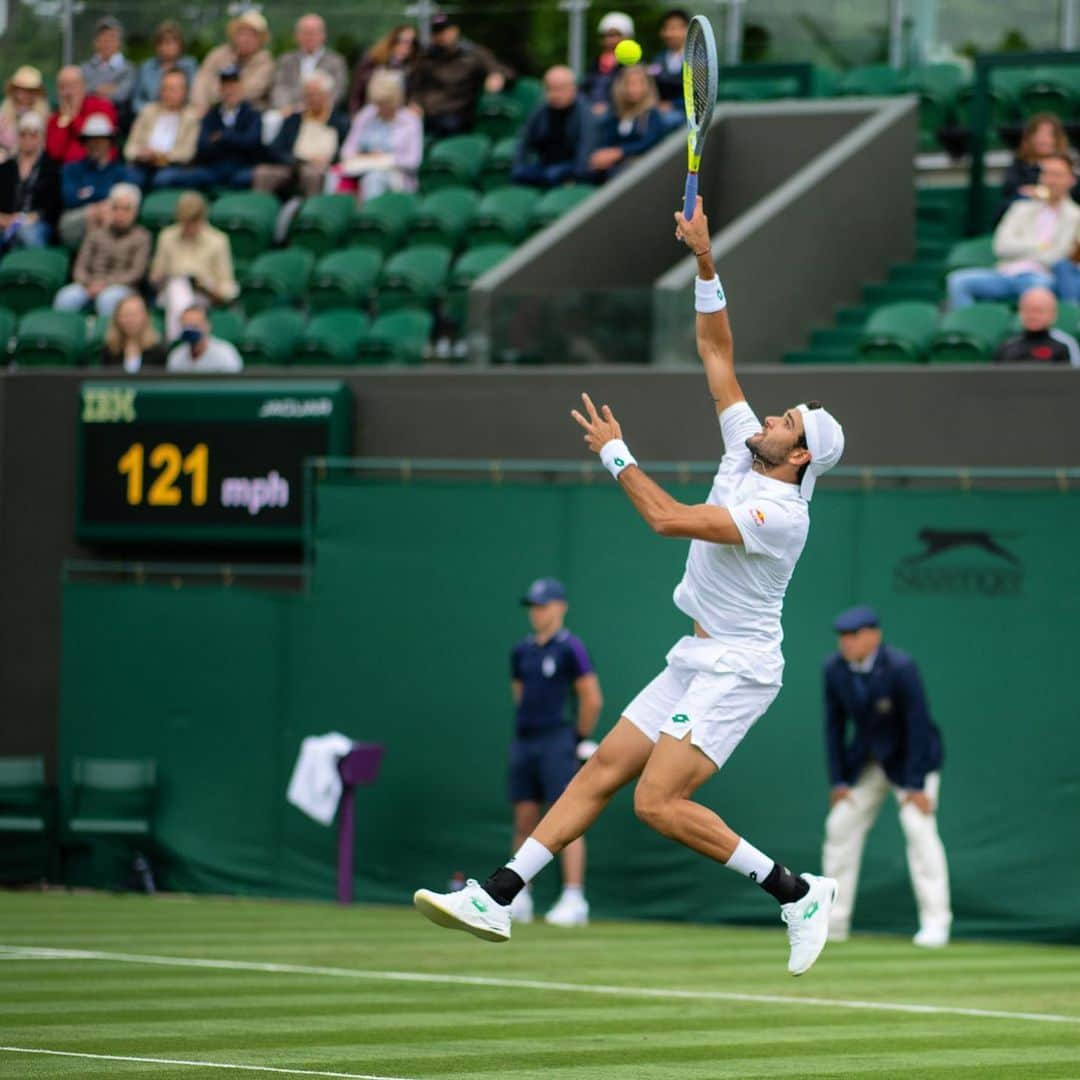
[286,732,355,826]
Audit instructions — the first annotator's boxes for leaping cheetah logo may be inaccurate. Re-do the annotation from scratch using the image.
[904,529,1019,566]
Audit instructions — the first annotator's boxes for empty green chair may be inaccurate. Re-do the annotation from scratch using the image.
[69,758,156,839]
[928,303,1012,363]
[139,188,188,233]
[209,191,279,262]
[945,234,995,274]
[0,248,69,315]
[11,309,86,365]
[238,308,306,366]
[209,307,247,346]
[837,64,904,97]
[288,194,356,256]
[531,185,594,230]
[377,244,452,313]
[902,64,968,151]
[510,77,542,113]
[476,91,526,141]
[308,248,383,312]
[857,302,938,363]
[471,186,541,246]
[419,133,491,191]
[446,243,512,328]
[358,308,433,364]
[480,136,518,191]
[0,307,16,354]
[240,249,314,314]
[411,187,479,251]
[0,756,52,881]
[348,191,419,255]
[1017,68,1073,120]
[296,309,371,364]
[1055,300,1080,336]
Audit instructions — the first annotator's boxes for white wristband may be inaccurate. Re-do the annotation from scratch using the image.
[695,275,727,313]
[600,439,637,480]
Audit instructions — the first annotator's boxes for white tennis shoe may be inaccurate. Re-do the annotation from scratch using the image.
[544,891,589,927]
[413,879,511,942]
[781,873,837,976]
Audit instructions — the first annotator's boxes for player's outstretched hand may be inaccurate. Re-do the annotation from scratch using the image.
[675,195,710,253]
[571,392,622,454]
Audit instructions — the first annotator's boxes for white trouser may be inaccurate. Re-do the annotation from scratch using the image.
[822,763,951,936]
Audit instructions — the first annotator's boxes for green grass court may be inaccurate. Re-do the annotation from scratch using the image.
[2,893,1079,1079]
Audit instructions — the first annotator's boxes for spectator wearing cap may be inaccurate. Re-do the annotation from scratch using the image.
[271,14,349,115]
[58,111,130,247]
[993,286,1080,366]
[46,65,118,164]
[132,21,199,114]
[507,577,603,929]
[407,12,514,139]
[125,69,200,189]
[191,10,274,114]
[348,24,418,116]
[584,11,634,114]
[648,8,689,126]
[822,606,951,947]
[54,182,150,318]
[510,66,595,189]
[584,65,665,183]
[0,112,61,250]
[80,17,137,120]
[155,66,263,191]
[0,66,50,159]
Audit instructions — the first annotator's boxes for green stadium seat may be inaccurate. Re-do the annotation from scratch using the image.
[308,248,383,312]
[296,309,371,364]
[476,91,527,141]
[208,191,279,263]
[446,244,512,328]
[945,234,996,274]
[0,308,16,354]
[68,758,156,839]
[237,308,307,366]
[480,136,518,192]
[348,191,419,255]
[419,134,491,191]
[208,308,247,346]
[509,77,542,113]
[0,756,52,881]
[358,308,433,364]
[11,309,85,365]
[411,187,480,251]
[837,64,904,97]
[531,185,594,230]
[902,64,968,150]
[138,188,190,233]
[1054,300,1080,336]
[288,194,357,257]
[856,301,938,363]
[377,244,452,313]
[471,186,541,246]
[240,249,315,315]
[928,303,1011,363]
[0,248,69,315]
[1017,67,1073,120]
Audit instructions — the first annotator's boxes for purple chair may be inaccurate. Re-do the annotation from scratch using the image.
[335,743,385,904]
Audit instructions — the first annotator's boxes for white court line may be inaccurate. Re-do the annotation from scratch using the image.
[0,1047,417,1080]
[1,944,1077,1026]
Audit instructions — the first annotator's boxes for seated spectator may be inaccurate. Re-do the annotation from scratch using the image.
[408,12,512,138]
[149,191,238,341]
[649,9,689,125]
[348,24,418,115]
[255,71,348,199]
[155,66,262,191]
[993,286,1080,365]
[510,66,594,188]
[585,65,664,183]
[995,114,1072,224]
[54,182,150,317]
[947,155,1080,309]
[191,11,274,114]
[335,71,423,199]
[46,66,118,164]
[101,293,167,371]
[80,17,137,121]
[0,66,50,159]
[271,14,348,115]
[125,69,200,189]
[59,112,130,247]
[166,303,243,373]
[584,11,634,115]
[0,113,61,250]
[132,21,199,114]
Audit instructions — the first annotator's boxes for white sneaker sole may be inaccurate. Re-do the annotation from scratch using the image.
[413,889,510,943]
[790,878,838,977]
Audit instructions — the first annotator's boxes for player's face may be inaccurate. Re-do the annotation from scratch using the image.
[837,627,882,663]
[746,407,807,469]
[527,601,566,636]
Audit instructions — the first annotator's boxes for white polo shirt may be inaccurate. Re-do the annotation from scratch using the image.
[671,401,809,685]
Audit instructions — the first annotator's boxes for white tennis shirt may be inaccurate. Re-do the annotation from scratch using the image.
[671,401,809,686]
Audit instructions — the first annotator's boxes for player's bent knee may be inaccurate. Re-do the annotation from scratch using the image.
[632,783,672,835]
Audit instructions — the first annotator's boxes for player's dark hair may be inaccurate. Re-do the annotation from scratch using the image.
[661,8,691,26]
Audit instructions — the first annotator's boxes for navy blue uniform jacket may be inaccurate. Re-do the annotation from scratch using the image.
[824,644,943,791]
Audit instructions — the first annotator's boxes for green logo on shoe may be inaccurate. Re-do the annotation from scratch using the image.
[803,901,819,920]
[671,713,689,723]
[471,898,488,914]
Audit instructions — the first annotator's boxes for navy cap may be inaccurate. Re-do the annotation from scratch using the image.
[431,12,456,31]
[521,577,566,606]
[218,63,241,81]
[832,605,879,634]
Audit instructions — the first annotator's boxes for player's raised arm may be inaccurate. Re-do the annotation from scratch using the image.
[674,196,744,414]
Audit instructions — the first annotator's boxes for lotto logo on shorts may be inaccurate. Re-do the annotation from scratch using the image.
[751,508,766,527]
[671,713,690,724]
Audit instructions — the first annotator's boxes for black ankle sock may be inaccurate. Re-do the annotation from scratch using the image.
[481,866,525,906]
[759,863,810,905]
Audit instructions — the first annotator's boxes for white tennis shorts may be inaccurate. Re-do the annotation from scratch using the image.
[623,636,781,770]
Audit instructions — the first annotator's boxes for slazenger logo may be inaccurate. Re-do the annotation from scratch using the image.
[750,508,766,527]
[893,528,1023,597]
[258,397,333,419]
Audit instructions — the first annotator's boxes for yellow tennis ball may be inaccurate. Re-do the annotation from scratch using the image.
[614,39,643,65]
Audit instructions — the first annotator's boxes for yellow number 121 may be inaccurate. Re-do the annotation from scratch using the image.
[117,442,209,507]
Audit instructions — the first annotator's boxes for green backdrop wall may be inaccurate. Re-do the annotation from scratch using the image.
[59,474,1080,941]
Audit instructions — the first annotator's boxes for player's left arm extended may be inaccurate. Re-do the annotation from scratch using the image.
[570,393,743,545]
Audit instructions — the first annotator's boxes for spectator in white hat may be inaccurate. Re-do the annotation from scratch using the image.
[191,10,275,113]
[0,65,50,159]
[58,112,131,247]
[584,11,635,115]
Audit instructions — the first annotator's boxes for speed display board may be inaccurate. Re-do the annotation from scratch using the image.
[76,381,352,543]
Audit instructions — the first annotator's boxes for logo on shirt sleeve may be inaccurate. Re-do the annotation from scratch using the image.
[750,508,766,527]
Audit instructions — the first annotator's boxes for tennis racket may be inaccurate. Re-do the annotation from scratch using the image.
[681,14,719,220]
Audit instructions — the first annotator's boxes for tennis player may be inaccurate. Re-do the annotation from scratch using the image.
[415,196,845,975]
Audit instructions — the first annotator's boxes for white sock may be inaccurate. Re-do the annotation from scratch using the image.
[561,884,584,899]
[725,838,775,884]
[506,837,554,884]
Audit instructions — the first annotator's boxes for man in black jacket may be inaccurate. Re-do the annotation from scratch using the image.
[510,66,595,188]
[993,286,1080,365]
[821,606,952,947]
[0,112,61,249]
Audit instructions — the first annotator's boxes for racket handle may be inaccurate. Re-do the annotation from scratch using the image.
[683,172,698,219]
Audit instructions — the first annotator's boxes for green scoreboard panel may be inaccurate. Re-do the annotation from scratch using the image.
[76,381,353,543]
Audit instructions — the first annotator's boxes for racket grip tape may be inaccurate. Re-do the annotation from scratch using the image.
[682,172,698,220]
